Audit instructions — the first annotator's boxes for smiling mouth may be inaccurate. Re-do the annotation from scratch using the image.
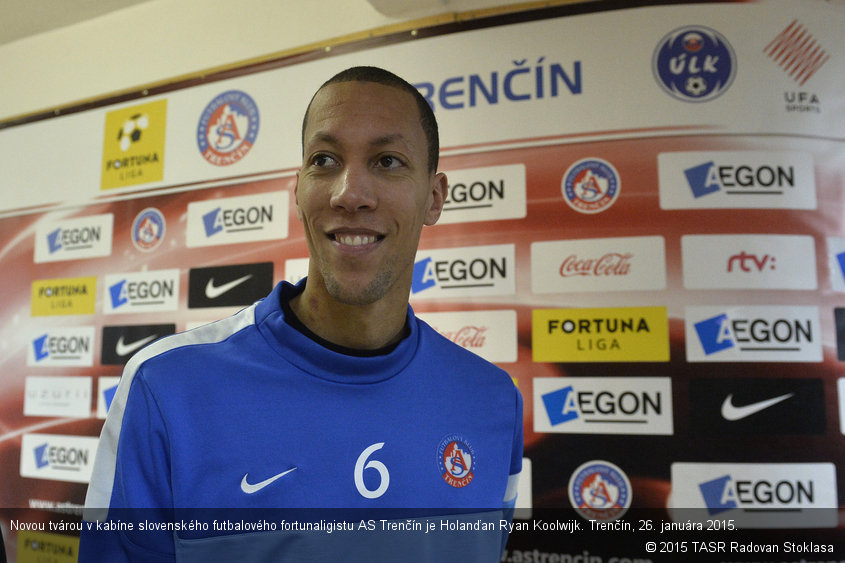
[331,233,384,246]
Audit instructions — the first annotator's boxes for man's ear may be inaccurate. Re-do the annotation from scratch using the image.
[424,172,448,226]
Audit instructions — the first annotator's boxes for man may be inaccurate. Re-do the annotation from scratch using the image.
[80,66,523,562]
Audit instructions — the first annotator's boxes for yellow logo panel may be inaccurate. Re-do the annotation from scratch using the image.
[532,307,669,362]
[17,529,79,563]
[101,99,167,190]
[31,276,97,316]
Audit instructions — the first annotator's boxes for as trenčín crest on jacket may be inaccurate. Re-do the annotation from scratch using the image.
[438,435,476,488]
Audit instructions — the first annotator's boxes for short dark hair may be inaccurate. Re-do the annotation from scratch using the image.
[301,66,440,172]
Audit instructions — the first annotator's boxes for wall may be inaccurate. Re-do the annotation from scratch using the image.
[0,0,537,124]
[2,1,844,562]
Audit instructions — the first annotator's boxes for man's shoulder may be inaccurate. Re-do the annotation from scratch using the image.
[413,315,513,383]
[130,304,259,374]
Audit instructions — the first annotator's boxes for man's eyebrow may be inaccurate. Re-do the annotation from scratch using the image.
[306,132,409,149]
[371,134,408,147]
[307,131,340,148]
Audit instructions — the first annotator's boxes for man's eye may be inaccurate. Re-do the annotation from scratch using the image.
[376,155,403,169]
[311,154,337,167]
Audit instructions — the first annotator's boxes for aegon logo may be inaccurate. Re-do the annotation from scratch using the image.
[105,270,179,314]
[437,164,526,225]
[828,237,845,292]
[670,463,837,528]
[35,443,89,470]
[533,307,669,362]
[28,327,95,367]
[20,434,98,483]
[47,226,101,253]
[658,151,815,210]
[97,376,121,419]
[686,306,821,362]
[535,377,673,435]
[33,335,90,361]
[702,476,814,515]
[34,214,113,263]
[187,191,289,247]
[684,163,795,198]
[411,244,515,299]
[203,205,272,237]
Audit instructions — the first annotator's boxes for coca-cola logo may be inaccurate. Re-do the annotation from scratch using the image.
[560,253,633,278]
[437,326,488,348]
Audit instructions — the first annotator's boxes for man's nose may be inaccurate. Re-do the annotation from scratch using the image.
[330,163,377,212]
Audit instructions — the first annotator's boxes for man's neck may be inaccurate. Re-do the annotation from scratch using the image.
[288,282,409,351]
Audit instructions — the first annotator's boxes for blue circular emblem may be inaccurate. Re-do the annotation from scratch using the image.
[653,26,736,102]
[197,90,260,166]
[131,207,165,252]
[568,460,631,521]
[562,158,620,214]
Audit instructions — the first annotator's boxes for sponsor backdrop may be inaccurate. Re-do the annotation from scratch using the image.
[2,0,844,560]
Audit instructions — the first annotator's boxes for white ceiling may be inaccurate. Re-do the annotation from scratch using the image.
[0,0,543,46]
[0,0,155,45]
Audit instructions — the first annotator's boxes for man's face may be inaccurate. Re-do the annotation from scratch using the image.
[295,81,445,307]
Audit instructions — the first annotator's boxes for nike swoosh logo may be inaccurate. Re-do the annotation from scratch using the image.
[205,274,253,299]
[721,393,795,421]
[115,334,158,357]
[240,467,297,494]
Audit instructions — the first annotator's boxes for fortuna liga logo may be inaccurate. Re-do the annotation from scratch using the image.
[653,25,736,102]
[197,90,259,166]
[438,435,475,488]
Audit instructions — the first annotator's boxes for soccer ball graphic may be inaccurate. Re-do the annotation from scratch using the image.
[117,113,149,151]
[685,76,708,97]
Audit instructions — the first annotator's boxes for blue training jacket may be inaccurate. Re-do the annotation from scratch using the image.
[80,280,523,562]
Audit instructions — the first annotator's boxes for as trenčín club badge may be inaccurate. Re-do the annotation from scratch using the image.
[438,435,475,488]
[562,158,620,214]
[131,208,165,252]
[568,460,631,521]
[197,90,259,166]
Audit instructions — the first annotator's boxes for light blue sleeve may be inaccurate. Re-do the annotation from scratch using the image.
[79,371,176,562]
[500,384,524,554]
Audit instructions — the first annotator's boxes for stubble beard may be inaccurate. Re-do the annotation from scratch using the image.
[318,251,411,307]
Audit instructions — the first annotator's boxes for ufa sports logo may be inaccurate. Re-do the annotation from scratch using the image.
[561,158,619,214]
[101,99,167,190]
[197,90,259,166]
[653,26,736,102]
[568,460,631,521]
[131,208,165,252]
[764,20,829,86]
[437,435,475,488]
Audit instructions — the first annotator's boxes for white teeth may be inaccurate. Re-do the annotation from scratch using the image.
[336,234,376,246]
